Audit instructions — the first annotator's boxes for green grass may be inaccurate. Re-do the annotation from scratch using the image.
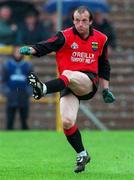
[0,131,134,180]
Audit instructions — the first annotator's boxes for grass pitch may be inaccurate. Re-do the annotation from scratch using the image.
[0,131,134,180]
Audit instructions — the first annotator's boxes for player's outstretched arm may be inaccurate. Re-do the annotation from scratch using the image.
[19,46,36,55]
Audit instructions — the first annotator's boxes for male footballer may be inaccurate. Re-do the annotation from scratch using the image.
[20,6,115,173]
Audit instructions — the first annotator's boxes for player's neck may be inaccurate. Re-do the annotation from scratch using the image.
[80,31,90,40]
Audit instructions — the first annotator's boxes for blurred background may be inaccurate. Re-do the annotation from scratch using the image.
[0,0,134,131]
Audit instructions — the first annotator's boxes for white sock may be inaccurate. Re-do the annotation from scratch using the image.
[78,150,87,157]
[43,83,47,95]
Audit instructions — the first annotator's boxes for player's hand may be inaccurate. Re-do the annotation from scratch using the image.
[28,72,44,100]
[19,46,33,55]
[102,88,116,103]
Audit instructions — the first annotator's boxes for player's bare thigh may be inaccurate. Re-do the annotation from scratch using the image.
[60,94,79,129]
[62,70,93,96]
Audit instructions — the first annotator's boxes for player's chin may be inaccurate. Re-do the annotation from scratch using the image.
[77,30,84,36]
[78,28,84,32]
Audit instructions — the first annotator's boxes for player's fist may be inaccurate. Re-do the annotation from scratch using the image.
[19,46,32,55]
[102,88,116,103]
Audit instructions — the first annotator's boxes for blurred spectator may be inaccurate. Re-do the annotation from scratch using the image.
[16,12,51,45]
[1,46,33,130]
[40,11,56,36]
[0,6,18,45]
[93,11,117,50]
[63,9,74,29]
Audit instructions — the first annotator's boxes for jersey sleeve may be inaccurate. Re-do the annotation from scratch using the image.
[98,41,111,80]
[32,32,65,57]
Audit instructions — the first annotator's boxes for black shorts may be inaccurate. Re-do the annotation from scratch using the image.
[60,71,99,100]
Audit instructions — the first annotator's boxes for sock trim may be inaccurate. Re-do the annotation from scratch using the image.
[43,84,47,94]
[78,150,87,157]
[64,124,78,136]
[59,75,69,86]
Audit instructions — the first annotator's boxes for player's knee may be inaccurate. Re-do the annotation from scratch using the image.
[62,70,73,80]
[62,118,74,129]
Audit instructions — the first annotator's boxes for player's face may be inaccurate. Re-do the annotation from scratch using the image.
[73,10,92,38]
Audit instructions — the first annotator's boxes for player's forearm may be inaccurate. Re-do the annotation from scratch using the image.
[29,47,37,54]
[30,47,37,55]
[99,78,109,89]
[19,32,65,56]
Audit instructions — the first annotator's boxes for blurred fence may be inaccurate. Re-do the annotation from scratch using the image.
[0,0,134,130]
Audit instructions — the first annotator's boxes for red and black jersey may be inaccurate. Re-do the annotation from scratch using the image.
[32,26,110,80]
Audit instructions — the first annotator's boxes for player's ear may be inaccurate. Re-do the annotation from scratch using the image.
[89,20,93,25]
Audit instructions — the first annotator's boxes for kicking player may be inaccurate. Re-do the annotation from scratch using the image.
[19,6,115,173]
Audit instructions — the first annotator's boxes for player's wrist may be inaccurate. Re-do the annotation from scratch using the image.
[29,47,36,54]
[102,88,109,96]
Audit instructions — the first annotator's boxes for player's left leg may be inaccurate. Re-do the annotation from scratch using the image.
[60,94,91,173]
[28,70,93,100]
[62,70,93,96]
[28,72,70,99]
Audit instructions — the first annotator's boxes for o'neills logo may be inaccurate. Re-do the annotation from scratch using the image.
[71,51,95,64]
[71,42,79,49]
